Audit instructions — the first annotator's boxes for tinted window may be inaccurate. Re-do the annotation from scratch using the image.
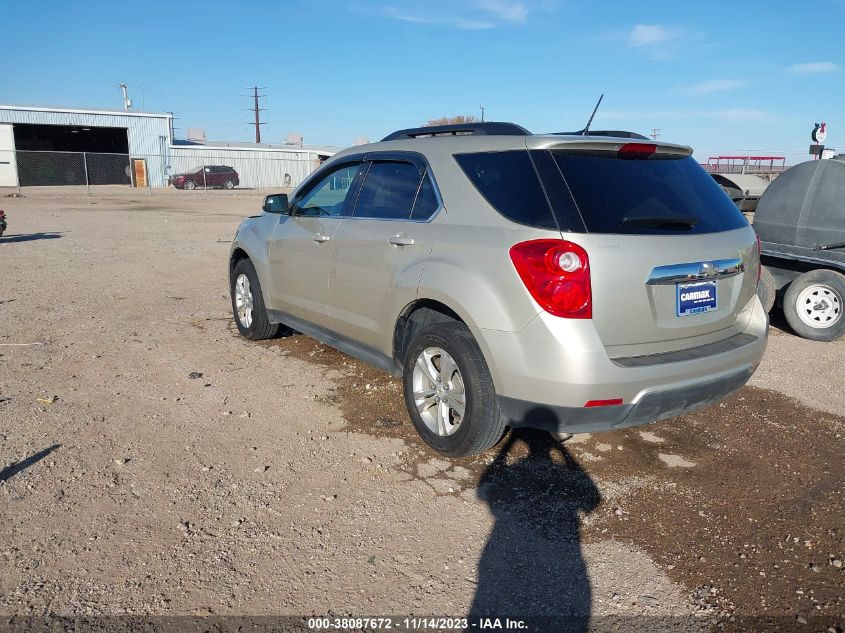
[455,151,558,230]
[528,150,586,232]
[294,163,363,217]
[410,174,439,220]
[551,153,747,235]
[354,161,423,220]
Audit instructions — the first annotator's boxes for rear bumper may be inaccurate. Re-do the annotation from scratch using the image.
[473,296,768,433]
[498,366,753,433]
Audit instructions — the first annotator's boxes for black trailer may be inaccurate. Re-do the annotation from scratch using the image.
[754,157,845,341]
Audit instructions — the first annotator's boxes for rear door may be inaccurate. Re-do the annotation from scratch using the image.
[211,166,226,187]
[329,155,442,352]
[540,147,758,351]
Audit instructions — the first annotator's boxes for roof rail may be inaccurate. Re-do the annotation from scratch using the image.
[554,129,649,140]
[382,122,531,142]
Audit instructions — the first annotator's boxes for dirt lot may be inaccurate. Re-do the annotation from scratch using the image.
[1,189,843,632]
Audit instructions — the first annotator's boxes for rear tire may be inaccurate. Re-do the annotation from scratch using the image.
[223,179,235,190]
[783,269,845,341]
[230,259,280,340]
[402,322,507,457]
[757,266,776,314]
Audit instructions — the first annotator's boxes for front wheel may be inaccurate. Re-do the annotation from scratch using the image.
[402,322,507,457]
[230,259,279,340]
[783,269,845,341]
[184,180,196,190]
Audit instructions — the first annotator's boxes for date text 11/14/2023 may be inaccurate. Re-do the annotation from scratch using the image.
[307,616,529,630]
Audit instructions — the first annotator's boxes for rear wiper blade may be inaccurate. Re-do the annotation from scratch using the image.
[814,241,845,251]
[620,216,699,230]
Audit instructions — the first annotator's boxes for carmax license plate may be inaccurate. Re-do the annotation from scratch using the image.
[677,281,717,316]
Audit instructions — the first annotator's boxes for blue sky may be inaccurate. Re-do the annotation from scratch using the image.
[2,0,842,162]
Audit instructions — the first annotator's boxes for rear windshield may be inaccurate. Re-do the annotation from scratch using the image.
[456,150,748,235]
[551,152,747,234]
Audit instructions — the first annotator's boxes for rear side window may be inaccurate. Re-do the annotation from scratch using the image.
[354,161,423,220]
[551,153,747,235]
[410,173,439,220]
[455,151,559,230]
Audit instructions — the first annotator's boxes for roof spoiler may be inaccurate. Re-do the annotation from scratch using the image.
[554,130,649,140]
[382,122,531,141]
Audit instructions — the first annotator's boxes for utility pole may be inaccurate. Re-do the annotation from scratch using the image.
[480,105,485,122]
[249,86,266,143]
[650,128,661,141]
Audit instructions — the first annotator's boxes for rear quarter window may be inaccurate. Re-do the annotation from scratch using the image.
[455,151,559,230]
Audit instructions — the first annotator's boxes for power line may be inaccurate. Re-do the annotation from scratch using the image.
[650,128,660,141]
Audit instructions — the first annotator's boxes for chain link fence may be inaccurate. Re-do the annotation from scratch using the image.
[0,149,324,197]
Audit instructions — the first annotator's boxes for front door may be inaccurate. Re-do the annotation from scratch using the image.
[267,161,364,329]
[330,159,443,352]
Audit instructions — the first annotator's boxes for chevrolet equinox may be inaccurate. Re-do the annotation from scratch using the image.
[228,122,768,456]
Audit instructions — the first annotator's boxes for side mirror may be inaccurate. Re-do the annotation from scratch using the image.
[262,193,289,214]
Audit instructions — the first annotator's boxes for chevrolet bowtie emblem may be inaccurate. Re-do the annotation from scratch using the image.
[700,262,717,276]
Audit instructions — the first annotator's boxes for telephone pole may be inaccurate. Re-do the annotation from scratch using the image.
[249,86,266,143]
[480,105,485,122]
[650,128,661,141]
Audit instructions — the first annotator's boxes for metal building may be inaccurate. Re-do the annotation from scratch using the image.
[0,104,172,187]
[169,140,337,189]
[0,103,338,189]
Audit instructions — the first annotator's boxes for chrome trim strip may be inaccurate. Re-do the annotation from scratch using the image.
[646,257,744,286]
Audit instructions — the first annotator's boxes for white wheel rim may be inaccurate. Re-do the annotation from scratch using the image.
[412,347,466,437]
[795,284,842,329]
[234,274,254,328]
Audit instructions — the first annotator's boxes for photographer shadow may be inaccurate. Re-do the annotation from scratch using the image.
[469,423,601,631]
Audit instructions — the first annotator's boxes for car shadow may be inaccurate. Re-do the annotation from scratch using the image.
[0,444,61,482]
[0,232,63,244]
[469,425,601,631]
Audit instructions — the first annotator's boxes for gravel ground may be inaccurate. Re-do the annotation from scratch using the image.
[0,190,842,632]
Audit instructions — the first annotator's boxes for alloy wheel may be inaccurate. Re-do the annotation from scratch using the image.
[412,347,466,437]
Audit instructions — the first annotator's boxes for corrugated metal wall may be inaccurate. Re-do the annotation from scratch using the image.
[0,106,330,189]
[0,106,171,186]
[168,146,322,189]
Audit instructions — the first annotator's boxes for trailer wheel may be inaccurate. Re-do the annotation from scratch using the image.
[757,266,776,314]
[783,269,845,341]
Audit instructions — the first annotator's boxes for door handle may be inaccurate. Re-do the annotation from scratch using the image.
[389,235,415,246]
[313,233,330,243]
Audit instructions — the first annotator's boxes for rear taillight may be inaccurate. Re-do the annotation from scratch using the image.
[509,239,592,319]
[755,234,762,288]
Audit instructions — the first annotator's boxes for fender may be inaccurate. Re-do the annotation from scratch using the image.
[229,213,278,307]
[416,254,540,333]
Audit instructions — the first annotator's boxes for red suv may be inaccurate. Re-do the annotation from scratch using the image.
[170,165,239,190]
